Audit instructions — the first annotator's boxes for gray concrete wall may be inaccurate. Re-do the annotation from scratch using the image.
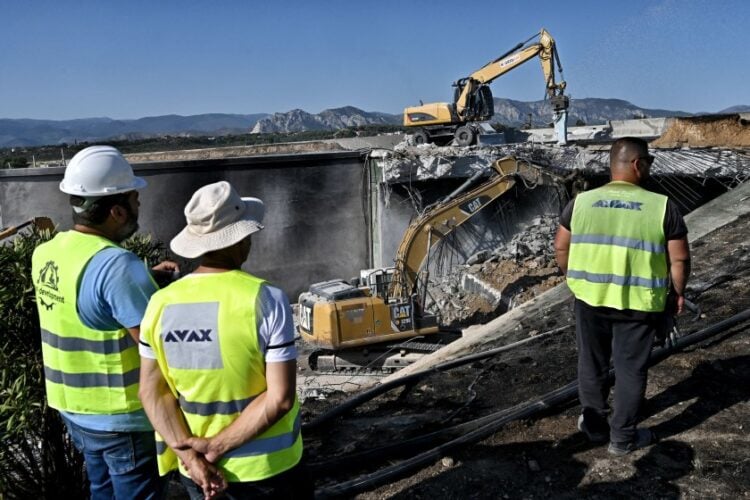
[0,152,367,299]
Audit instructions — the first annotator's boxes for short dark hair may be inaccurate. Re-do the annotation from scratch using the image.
[610,137,649,165]
[70,192,132,226]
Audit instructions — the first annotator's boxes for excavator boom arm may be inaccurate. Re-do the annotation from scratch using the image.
[389,157,538,298]
[455,29,566,118]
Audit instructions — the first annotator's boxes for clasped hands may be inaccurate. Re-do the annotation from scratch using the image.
[175,436,227,499]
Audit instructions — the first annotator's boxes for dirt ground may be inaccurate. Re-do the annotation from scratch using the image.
[444,258,565,327]
[302,213,750,499]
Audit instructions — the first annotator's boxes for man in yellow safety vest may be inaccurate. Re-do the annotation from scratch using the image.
[138,181,310,499]
[32,145,178,499]
[554,137,691,456]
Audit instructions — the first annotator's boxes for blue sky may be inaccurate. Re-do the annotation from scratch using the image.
[2,0,748,120]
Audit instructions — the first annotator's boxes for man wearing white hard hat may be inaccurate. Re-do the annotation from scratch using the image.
[32,145,176,499]
[139,181,311,499]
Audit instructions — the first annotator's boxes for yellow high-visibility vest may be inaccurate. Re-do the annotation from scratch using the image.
[141,271,302,482]
[32,231,142,413]
[567,181,669,312]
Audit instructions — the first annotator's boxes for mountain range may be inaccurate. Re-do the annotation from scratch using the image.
[2,99,748,148]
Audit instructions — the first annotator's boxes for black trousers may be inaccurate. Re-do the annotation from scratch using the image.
[575,299,661,443]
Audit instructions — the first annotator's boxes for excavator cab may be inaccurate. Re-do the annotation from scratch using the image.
[360,267,395,301]
[452,81,494,123]
[466,85,495,122]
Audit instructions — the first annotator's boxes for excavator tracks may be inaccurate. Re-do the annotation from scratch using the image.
[308,331,461,375]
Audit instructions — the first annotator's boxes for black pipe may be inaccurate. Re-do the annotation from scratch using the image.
[650,307,750,364]
[313,308,750,498]
[315,380,579,499]
[304,325,570,431]
[309,378,575,474]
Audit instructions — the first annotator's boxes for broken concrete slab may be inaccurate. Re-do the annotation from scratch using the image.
[379,143,750,185]
[383,283,573,383]
[684,177,750,241]
[325,134,406,151]
[525,117,671,143]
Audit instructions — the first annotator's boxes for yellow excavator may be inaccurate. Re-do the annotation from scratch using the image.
[298,156,548,372]
[403,28,569,146]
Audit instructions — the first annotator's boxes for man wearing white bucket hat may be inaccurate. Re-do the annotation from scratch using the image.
[32,145,177,499]
[139,181,310,499]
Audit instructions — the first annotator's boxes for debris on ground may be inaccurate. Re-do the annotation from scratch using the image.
[303,208,750,499]
[427,214,563,327]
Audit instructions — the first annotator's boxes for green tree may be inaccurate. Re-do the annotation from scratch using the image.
[4,156,29,169]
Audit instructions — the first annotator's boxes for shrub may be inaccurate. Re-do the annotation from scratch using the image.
[0,225,87,498]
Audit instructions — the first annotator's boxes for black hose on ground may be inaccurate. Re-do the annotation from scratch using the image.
[303,325,571,431]
[313,308,750,499]
[309,379,577,474]
[315,380,579,499]
[650,307,750,364]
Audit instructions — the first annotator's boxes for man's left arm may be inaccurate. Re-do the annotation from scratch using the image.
[663,200,691,314]
[150,260,180,287]
[554,225,572,275]
[554,199,575,275]
[96,250,159,343]
[667,237,691,314]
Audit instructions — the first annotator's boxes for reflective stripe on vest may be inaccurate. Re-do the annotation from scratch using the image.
[31,231,143,414]
[154,411,302,458]
[41,328,135,354]
[567,181,669,312]
[178,394,256,416]
[570,234,666,254]
[566,270,668,289]
[141,271,303,481]
[223,412,301,458]
[43,365,140,387]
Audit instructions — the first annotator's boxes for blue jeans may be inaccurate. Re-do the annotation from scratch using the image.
[63,416,164,500]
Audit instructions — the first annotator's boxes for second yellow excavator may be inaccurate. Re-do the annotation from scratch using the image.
[403,28,569,146]
[298,156,551,372]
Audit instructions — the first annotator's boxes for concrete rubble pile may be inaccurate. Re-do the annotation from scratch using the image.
[477,214,559,264]
[382,142,582,183]
[426,214,562,326]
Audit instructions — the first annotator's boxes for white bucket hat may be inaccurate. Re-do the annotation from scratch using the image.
[170,181,265,259]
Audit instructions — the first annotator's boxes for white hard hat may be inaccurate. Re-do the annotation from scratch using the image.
[60,145,147,196]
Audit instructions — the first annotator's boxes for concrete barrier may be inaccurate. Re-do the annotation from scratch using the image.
[0,151,368,298]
